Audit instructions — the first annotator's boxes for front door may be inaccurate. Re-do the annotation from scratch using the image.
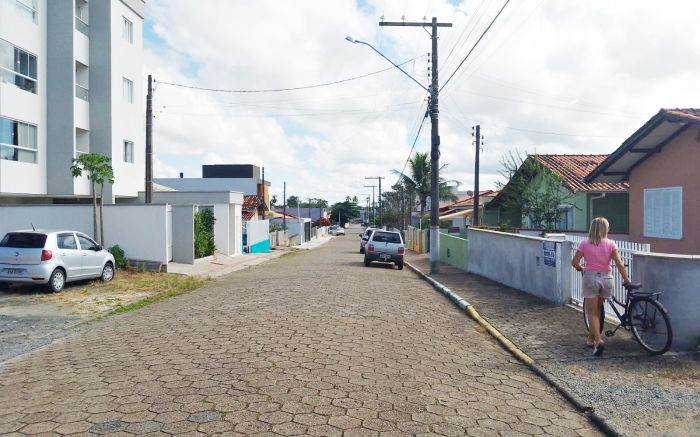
[56,233,82,279]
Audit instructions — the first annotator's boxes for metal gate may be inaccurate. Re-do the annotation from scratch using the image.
[567,235,650,316]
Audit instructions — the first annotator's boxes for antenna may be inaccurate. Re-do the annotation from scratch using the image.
[31,222,35,231]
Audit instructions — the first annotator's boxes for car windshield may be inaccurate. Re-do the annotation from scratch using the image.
[0,232,47,248]
[371,232,401,244]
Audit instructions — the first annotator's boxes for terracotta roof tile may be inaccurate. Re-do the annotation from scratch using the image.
[664,108,700,123]
[242,195,264,210]
[242,211,256,221]
[450,190,499,208]
[533,154,628,193]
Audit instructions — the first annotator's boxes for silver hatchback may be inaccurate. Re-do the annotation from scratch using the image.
[0,230,115,292]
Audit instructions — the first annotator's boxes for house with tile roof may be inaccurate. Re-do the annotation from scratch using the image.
[439,190,499,228]
[586,108,700,254]
[485,154,629,233]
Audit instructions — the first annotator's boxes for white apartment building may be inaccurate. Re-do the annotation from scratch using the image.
[0,0,145,204]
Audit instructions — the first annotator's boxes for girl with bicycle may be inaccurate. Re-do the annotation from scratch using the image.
[571,217,631,356]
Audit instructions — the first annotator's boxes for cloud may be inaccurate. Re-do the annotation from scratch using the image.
[143,0,700,203]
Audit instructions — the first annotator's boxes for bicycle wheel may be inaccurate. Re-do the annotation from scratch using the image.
[583,298,605,334]
[629,297,673,355]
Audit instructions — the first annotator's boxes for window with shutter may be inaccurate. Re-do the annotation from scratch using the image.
[643,187,682,239]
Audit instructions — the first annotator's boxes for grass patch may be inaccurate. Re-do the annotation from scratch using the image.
[41,270,207,319]
[105,273,205,316]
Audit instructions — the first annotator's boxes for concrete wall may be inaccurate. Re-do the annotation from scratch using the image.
[155,178,259,196]
[171,205,194,264]
[633,252,700,351]
[439,233,468,272]
[467,228,572,304]
[247,220,270,253]
[629,126,700,254]
[0,204,171,263]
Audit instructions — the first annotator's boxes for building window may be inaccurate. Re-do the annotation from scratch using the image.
[123,140,134,163]
[0,39,38,94]
[644,187,682,239]
[122,77,133,103]
[122,17,133,44]
[0,116,37,163]
[556,205,574,230]
[11,0,38,23]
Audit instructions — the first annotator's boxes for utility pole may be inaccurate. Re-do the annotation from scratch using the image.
[364,185,376,226]
[380,17,451,273]
[472,125,481,226]
[283,181,286,229]
[145,74,153,204]
[365,176,384,227]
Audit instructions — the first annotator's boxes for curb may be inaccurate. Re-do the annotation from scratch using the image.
[405,261,621,437]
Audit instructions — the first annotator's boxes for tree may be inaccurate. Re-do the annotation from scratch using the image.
[330,199,360,225]
[496,153,574,230]
[270,195,278,208]
[287,195,299,208]
[70,153,114,244]
[392,151,458,218]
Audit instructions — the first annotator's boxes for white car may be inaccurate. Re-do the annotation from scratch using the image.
[329,225,345,236]
[0,230,115,292]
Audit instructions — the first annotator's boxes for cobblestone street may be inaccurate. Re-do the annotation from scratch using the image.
[0,234,599,436]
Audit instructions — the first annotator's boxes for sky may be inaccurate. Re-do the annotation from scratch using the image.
[143,0,700,205]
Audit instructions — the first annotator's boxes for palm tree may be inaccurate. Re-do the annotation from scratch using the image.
[392,151,458,219]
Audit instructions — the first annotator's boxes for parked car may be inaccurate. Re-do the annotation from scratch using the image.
[0,230,115,293]
[363,229,405,270]
[334,226,345,236]
[359,227,376,254]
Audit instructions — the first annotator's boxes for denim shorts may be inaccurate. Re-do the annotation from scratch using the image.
[582,271,614,298]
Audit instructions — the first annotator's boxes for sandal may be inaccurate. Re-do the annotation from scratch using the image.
[593,343,605,356]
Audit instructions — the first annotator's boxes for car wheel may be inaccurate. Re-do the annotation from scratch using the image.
[101,262,115,282]
[47,269,65,293]
[397,261,404,270]
[364,256,371,267]
[0,282,10,291]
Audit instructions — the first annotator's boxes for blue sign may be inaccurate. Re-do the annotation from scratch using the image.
[543,241,556,267]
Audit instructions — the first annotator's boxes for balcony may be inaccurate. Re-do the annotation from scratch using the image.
[75,83,88,101]
[75,16,89,36]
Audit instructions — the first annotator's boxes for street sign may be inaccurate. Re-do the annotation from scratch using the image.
[543,241,556,267]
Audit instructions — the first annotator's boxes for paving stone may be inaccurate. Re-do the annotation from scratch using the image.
[0,238,598,437]
[89,420,129,434]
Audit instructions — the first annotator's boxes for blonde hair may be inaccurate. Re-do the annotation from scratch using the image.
[588,217,609,245]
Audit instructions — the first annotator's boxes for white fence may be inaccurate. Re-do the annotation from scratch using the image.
[567,235,650,316]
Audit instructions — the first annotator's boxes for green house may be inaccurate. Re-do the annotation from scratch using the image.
[484,154,629,233]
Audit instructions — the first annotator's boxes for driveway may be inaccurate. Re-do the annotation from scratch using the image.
[0,229,599,436]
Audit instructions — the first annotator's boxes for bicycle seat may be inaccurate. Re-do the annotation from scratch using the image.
[624,282,642,291]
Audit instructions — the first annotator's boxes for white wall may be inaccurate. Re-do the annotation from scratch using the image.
[633,253,700,351]
[468,228,572,304]
[0,0,47,196]
[110,0,143,199]
[0,204,171,264]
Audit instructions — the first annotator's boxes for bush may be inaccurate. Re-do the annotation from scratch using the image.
[316,217,331,227]
[270,222,288,232]
[194,209,216,258]
[108,245,127,269]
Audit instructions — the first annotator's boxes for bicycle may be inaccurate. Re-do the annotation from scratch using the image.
[583,282,673,355]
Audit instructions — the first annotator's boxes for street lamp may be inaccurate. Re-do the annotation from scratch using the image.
[345,37,428,93]
[347,29,445,273]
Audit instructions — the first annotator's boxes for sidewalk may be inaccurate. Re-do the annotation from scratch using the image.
[167,236,334,277]
[406,252,700,437]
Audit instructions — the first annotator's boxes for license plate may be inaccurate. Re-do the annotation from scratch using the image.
[4,268,23,275]
[380,254,391,261]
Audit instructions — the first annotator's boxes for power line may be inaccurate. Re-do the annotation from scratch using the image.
[156,58,419,94]
[397,105,429,183]
[440,0,511,92]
